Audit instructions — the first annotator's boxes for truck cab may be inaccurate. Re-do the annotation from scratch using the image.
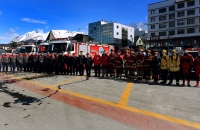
[19,44,37,54]
[47,40,74,55]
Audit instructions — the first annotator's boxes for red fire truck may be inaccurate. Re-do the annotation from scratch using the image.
[47,39,114,57]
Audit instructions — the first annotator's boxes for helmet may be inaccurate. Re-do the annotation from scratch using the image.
[147,49,151,53]
[172,49,177,53]
[162,49,167,53]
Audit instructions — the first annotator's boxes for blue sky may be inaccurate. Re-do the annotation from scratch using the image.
[0,0,160,43]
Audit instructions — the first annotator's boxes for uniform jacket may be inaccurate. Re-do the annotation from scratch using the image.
[136,53,144,65]
[193,56,200,76]
[151,56,161,69]
[10,55,17,63]
[85,56,93,67]
[169,55,180,72]
[108,54,116,65]
[93,54,101,66]
[127,55,136,70]
[101,54,108,66]
[2,54,10,64]
[114,55,123,69]
[144,54,153,70]
[78,55,85,65]
[17,54,24,64]
[0,55,2,64]
[180,53,193,67]
[161,55,169,70]
[38,54,45,64]
[23,54,29,64]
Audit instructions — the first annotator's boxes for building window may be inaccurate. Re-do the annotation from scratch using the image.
[177,29,185,34]
[177,20,185,25]
[94,27,96,30]
[187,1,195,7]
[151,33,155,37]
[177,3,184,8]
[117,25,119,28]
[159,8,166,13]
[187,18,195,24]
[159,23,166,29]
[151,25,155,29]
[90,31,92,33]
[159,16,166,21]
[187,10,195,16]
[116,32,119,35]
[169,14,175,19]
[177,11,184,17]
[130,35,132,37]
[151,17,155,22]
[151,10,155,14]
[169,22,175,27]
[169,31,175,36]
[169,6,175,11]
[187,28,195,33]
[159,32,166,36]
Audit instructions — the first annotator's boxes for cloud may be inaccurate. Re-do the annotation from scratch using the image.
[36,29,43,33]
[45,26,49,29]
[145,16,148,20]
[21,18,47,24]
[0,28,19,43]
[0,11,2,16]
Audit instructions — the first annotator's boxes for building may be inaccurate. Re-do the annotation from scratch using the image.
[88,20,134,47]
[147,0,200,49]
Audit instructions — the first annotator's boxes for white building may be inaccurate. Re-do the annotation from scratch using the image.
[147,0,200,48]
[88,20,134,46]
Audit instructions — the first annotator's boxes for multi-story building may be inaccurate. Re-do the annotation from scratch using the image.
[88,20,134,47]
[147,0,200,48]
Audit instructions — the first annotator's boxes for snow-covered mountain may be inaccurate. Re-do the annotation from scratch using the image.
[12,31,49,42]
[128,22,148,31]
[12,30,84,42]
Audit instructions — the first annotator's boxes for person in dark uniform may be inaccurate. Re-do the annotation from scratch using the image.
[33,52,39,73]
[10,52,17,73]
[28,52,34,72]
[59,51,67,75]
[85,53,93,79]
[23,52,29,72]
[50,54,56,74]
[17,53,24,72]
[78,51,85,76]
[73,53,79,75]
[45,52,51,73]
[0,54,2,72]
[151,51,161,83]
[55,53,60,75]
[2,52,10,73]
[38,52,45,73]
[68,52,73,75]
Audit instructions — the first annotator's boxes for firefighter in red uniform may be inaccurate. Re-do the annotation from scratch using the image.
[193,51,200,87]
[123,49,130,79]
[23,52,29,72]
[136,48,145,80]
[10,52,17,73]
[127,50,136,80]
[93,52,101,77]
[0,54,2,72]
[2,52,10,73]
[180,48,193,86]
[101,51,109,77]
[108,48,116,77]
[114,51,123,78]
[144,49,153,81]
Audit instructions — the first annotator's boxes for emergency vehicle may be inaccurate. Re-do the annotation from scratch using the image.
[2,48,15,55]
[38,42,49,54]
[47,39,114,57]
[18,43,38,54]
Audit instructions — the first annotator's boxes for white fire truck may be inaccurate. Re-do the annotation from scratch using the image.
[18,43,38,54]
[47,39,114,56]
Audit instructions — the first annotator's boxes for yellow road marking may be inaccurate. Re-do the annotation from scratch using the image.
[4,74,200,129]
[118,82,133,106]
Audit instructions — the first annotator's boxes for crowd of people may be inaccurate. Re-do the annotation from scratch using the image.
[0,48,200,87]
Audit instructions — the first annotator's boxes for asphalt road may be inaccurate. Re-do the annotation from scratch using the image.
[0,71,200,130]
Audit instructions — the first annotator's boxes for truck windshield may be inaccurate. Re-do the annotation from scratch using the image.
[5,50,12,53]
[38,45,49,53]
[19,46,33,53]
[48,43,67,53]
